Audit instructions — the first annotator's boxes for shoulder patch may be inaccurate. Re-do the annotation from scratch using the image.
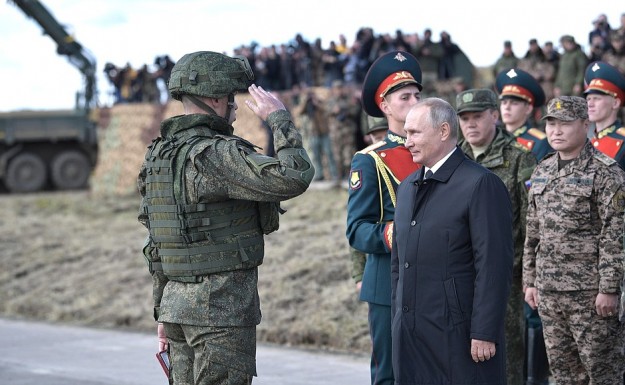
[357,140,385,155]
[349,169,363,190]
[613,190,625,211]
[527,128,547,140]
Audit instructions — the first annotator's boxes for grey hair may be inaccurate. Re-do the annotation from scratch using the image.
[419,97,459,140]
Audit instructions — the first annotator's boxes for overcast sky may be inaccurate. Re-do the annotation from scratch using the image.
[0,0,622,111]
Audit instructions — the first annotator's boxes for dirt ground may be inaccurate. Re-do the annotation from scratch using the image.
[0,183,371,354]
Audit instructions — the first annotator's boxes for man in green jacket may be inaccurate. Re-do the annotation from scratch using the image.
[137,51,314,385]
[554,35,588,97]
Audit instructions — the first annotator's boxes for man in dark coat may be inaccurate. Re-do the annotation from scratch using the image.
[391,97,513,384]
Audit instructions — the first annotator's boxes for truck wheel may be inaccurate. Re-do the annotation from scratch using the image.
[51,150,91,190]
[5,152,48,193]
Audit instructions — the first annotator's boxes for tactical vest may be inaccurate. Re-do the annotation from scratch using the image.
[143,126,264,281]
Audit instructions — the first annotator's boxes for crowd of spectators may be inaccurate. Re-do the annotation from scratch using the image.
[101,12,625,182]
[103,54,175,105]
[103,12,625,109]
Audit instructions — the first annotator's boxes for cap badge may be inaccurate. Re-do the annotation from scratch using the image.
[592,62,601,72]
[555,101,562,110]
[393,71,412,81]
[394,52,407,62]
[462,93,474,102]
[506,69,518,79]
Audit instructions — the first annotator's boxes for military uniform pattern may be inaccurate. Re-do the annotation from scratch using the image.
[326,91,360,178]
[137,110,313,379]
[165,323,255,385]
[460,127,536,385]
[523,141,625,383]
[538,290,624,384]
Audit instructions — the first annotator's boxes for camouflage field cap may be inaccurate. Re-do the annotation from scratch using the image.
[168,51,254,100]
[455,89,498,114]
[365,116,389,134]
[541,96,588,121]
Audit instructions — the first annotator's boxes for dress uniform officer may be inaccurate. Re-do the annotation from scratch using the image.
[346,51,423,385]
[496,68,554,161]
[584,60,625,170]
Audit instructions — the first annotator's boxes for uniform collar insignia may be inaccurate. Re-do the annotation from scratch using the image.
[387,132,406,144]
[513,125,528,137]
[597,124,617,138]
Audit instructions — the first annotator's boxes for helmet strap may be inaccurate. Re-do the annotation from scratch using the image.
[225,94,235,122]
[187,95,218,116]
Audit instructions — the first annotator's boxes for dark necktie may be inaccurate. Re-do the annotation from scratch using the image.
[424,170,433,180]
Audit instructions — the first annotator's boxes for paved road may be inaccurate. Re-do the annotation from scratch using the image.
[0,318,369,385]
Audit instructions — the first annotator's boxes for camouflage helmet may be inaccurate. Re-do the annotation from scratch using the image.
[168,51,254,100]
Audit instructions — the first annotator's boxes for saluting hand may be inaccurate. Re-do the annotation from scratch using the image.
[245,84,285,121]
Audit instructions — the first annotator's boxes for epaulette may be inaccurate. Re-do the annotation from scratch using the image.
[616,127,625,137]
[511,140,531,152]
[527,128,547,140]
[357,140,385,155]
[594,150,617,166]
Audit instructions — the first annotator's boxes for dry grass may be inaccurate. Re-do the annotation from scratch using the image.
[0,186,370,354]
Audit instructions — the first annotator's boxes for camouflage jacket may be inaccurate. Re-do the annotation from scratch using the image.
[460,127,536,277]
[523,141,625,293]
[137,110,313,326]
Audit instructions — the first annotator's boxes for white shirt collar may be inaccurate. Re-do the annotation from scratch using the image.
[425,147,457,175]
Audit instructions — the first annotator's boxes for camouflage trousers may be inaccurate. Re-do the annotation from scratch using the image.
[505,278,525,385]
[163,322,256,385]
[329,121,356,179]
[538,290,625,385]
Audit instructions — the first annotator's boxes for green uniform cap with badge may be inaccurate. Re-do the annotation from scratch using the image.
[455,89,498,114]
[366,116,389,134]
[541,96,588,121]
[495,68,546,107]
[583,61,625,106]
[361,50,423,117]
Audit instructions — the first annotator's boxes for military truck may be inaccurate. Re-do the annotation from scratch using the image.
[0,0,98,193]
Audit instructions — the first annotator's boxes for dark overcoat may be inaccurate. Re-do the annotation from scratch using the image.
[391,147,513,385]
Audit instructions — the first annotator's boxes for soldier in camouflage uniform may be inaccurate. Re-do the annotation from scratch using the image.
[456,89,536,385]
[327,80,361,179]
[523,96,625,384]
[137,51,314,385]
